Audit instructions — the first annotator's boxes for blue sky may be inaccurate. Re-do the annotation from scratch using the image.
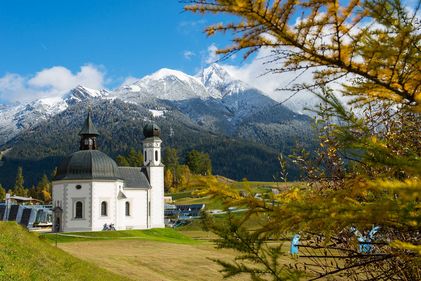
[0,0,244,103]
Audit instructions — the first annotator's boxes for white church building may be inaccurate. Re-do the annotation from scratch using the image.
[52,112,165,232]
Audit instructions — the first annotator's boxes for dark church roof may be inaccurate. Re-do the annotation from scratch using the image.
[118,167,151,189]
[79,111,99,136]
[143,123,161,138]
[54,150,122,181]
[54,112,152,187]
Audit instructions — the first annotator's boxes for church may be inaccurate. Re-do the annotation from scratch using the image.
[51,112,165,232]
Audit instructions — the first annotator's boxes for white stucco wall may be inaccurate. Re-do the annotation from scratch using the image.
[148,166,165,228]
[122,189,149,229]
[53,179,154,232]
[57,181,93,232]
[91,181,121,231]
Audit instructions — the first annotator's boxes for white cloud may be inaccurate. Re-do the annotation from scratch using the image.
[220,47,320,112]
[220,46,350,114]
[183,50,196,60]
[120,76,139,86]
[205,43,219,64]
[0,64,106,103]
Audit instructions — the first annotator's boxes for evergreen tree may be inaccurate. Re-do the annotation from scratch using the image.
[163,147,179,169]
[186,150,212,176]
[13,167,26,197]
[127,148,143,167]
[186,0,421,279]
[116,148,143,167]
[116,155,130,166]
[163,147,180,188]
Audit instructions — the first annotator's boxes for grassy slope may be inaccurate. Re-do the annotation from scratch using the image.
[40,228,198,244]
[0,222,130,281]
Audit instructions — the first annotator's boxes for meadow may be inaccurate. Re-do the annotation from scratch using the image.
[1,180,301,281]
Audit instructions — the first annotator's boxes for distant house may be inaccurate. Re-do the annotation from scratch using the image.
[51,112,165,232]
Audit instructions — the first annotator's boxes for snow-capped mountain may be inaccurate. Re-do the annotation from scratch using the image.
[0,85,109,144]
[198,63,248,97]
[65,85,109,105]
[0,64,310,146]
[113,68,214,103]
[113,64,281,127]
[0,64,317,186]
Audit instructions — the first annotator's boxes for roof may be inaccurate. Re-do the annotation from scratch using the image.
[54,150,122,181]
[118,167,151,189]
[79,112,99,136]
[143,123,161,138]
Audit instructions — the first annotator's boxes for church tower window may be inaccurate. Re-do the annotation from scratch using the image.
[101,201,108,216]
[155,150,158,162]
[75,201,83,219]
[125,202,130,216]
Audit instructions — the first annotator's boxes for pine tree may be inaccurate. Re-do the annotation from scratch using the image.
[13,167,26,197]
[186,0,421,279]
[127,148,143,167]
[116,148,143,167]
[116,155,130,166]
[163,147,180,188]
[186,150,212,176]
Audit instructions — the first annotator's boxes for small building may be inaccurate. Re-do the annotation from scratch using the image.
[51,112,165,232]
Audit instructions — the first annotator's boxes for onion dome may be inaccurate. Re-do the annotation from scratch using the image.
[143,123,161,138]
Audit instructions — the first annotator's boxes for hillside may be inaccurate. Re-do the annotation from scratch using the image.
[0,222,129,281]
[0,64,317,187]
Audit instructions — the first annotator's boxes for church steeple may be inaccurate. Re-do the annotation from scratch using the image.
[79,111,99,150]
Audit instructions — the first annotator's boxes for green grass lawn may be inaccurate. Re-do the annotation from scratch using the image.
[40,228,198,244]
[0,222,130,281]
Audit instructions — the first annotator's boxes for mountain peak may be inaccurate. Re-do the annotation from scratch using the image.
[199,63,232,87]
[145,68,197,85]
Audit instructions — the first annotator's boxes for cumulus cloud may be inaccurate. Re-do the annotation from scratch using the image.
[205,43,219,64]
[220,47,324,113]
[0,64,106,103]
[220,46,351,114]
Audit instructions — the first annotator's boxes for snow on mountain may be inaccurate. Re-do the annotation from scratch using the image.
[0,64,313,146]
[114,68,213,102]
[198,63,249,98]
[114,64,257,106]
[0,85,108,145]
[64,85,109,105]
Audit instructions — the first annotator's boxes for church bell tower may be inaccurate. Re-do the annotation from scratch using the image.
[142,123,162,166]
[79,111,99,150]
[142,123,164,228]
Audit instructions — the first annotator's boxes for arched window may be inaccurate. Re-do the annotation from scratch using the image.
[125,202,130,216]
[144,150,147,161]
[155,150,158,161]
[101,201,107,216]
[75,201,83,219]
